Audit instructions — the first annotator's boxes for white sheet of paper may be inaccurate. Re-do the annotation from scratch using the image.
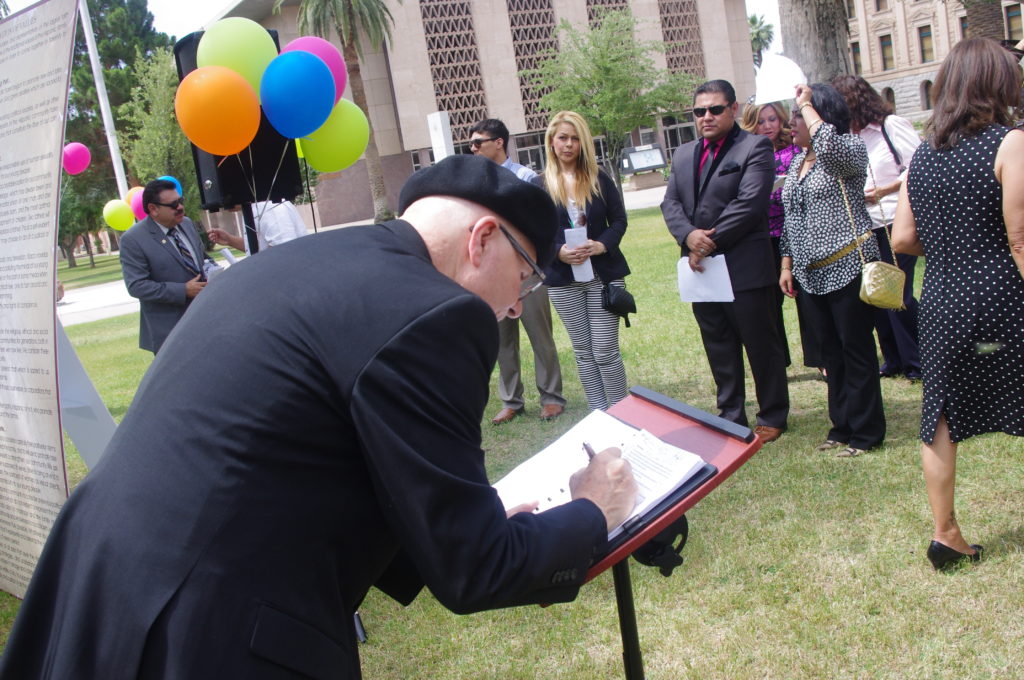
[677,254,735,302]
[493,410,707,539]
[773,174,787,191]
[564,227,595,282]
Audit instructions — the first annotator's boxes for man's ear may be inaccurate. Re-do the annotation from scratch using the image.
[466,216,500,267]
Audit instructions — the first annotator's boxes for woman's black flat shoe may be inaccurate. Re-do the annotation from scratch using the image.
[927,540,982,571]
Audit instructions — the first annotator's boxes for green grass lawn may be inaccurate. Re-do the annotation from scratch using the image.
[4,208,1023,677]
[57,252,124,290]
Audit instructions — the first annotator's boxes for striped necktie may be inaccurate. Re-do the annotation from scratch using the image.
[167,227,201,277]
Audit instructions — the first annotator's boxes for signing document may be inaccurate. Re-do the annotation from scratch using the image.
[494,410,707,538]
[564,226,595,282]
[677,254,734,303]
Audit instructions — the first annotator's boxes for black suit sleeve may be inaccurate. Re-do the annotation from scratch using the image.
[661,145,698,248]
[594,172,627,254]
[707,136,775,252]
[351,294,607,614]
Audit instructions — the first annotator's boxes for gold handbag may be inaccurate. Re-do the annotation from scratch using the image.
[838,178,906,311]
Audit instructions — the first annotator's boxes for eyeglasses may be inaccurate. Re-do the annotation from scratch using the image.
[692,105,728,118]
[469,137,497,148]
[498,224,546,300]
[153,198,184,209]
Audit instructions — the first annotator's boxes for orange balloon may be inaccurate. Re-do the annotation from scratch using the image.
[125,186,143,202]
[175,66,260,156]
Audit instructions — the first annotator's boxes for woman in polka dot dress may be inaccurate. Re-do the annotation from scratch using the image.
[892,38,1024,570]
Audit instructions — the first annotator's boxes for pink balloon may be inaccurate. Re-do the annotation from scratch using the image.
[62,142,91,175]
[282,36,347,105]
[129,189,146,220]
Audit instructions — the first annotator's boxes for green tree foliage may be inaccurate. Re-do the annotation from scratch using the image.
[119,46,200,218]
[748,14,774,67]
[283,0,398,222]
[524,9,697,194]
[62,0,170,266]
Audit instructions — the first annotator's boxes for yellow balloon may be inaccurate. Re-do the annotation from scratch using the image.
[295,138,304,159]
[197,17,278,96]
[103,199,135,231]
[301,100,369,173]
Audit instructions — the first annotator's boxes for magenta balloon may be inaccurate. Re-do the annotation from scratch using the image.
[282,36,347,104]
[129,190,146,220]
[62,142,91,175]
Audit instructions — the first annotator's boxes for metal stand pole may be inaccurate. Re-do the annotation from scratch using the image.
[612,560,645,680]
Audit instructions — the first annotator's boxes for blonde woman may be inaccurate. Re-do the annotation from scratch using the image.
[542,111,630,410]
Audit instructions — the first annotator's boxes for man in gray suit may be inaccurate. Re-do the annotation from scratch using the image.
[119,179,208,353]
[661,79,789,443]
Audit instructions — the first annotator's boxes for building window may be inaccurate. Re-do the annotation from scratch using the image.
[1007,4,1023,41]
[882,87,896,111]
[513,132,546,172]
[918,25,934,62]
[879,34,895,70]
[959,16,968,38]
[846,0,856,19]
[661,115,696,157]
[876,0,888,10]
[920,81,933,110]
[851,42,862,74]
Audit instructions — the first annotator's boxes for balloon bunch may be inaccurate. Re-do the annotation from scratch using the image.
[174,18,369,173]
[102,175,184,231]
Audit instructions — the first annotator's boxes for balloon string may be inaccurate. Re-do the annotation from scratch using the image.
[261,140,290,206]
[302,157,318,234]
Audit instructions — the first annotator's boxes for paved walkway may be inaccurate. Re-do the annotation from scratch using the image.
[57,184,668,328]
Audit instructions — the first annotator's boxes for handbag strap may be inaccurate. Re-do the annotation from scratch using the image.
[838,180,869,267]
[879,117,904,170]
[866,162,898,265]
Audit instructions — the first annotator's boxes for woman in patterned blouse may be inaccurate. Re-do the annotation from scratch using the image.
[742,101,822,373]
[779,84,885,458]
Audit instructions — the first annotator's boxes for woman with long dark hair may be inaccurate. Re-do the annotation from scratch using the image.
[833,75,923,381]
[542,111,631,410]
[779,84,886,457]
[892,38,1024,570]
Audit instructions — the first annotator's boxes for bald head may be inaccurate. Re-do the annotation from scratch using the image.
[400,196,536,321]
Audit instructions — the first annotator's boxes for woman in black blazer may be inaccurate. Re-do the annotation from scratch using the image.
[542,111,631,410]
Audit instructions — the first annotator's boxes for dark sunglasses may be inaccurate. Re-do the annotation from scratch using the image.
[692,105,728,118]
[153,198,184,209]
[469,137,497,148]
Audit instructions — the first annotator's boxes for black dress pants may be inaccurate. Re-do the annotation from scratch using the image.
[800,275,886,449]
[693,286,790,429]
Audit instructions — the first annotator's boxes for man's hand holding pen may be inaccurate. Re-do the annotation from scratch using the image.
[569,447,638,532]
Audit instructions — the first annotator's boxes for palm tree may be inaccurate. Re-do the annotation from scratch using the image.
[279,0,397,222]
[961,0,1006,40]
[748,14,774,68]
[1,0,10,18]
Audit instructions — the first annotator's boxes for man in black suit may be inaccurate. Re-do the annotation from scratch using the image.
[118,179,209,353]
[0,155,636,680]
[661,79,789,442]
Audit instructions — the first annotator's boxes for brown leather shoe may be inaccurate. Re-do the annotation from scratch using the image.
[539,403,564,421]
[754,425,783,443]
[491,407,524,425]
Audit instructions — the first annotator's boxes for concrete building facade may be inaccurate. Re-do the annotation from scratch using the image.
[218,0,756,224]
[847,0,1023,121]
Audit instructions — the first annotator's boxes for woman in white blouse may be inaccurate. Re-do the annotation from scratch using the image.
[833,75,923,381]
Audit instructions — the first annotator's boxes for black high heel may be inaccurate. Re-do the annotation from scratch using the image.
[927,540,983,571]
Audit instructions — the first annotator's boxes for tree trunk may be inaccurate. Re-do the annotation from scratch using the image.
[778,0,851,84]
[341,38,392,223]
[84,231,96,267]
[963,0,1006,40]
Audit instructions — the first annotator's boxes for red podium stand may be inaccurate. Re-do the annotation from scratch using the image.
[588,386,763,679]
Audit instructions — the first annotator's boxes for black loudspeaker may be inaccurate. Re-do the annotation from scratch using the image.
[173,31,304,211]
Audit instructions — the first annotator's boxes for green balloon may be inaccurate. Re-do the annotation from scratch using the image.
[103,199,135,231]
[197,17,278,97]
[301,100,370,173]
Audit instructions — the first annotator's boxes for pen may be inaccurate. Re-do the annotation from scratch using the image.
[582,441,596,461]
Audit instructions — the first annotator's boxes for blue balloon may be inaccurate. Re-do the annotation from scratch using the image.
[260,51,335,139]
[157,175,183,196]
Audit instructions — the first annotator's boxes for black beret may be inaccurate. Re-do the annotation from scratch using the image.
[398,154,559,267]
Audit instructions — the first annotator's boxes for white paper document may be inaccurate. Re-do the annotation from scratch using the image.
[493,410,707,539]
[677,254,735,303]
[773,174,787,191]
[564,227,595,282]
